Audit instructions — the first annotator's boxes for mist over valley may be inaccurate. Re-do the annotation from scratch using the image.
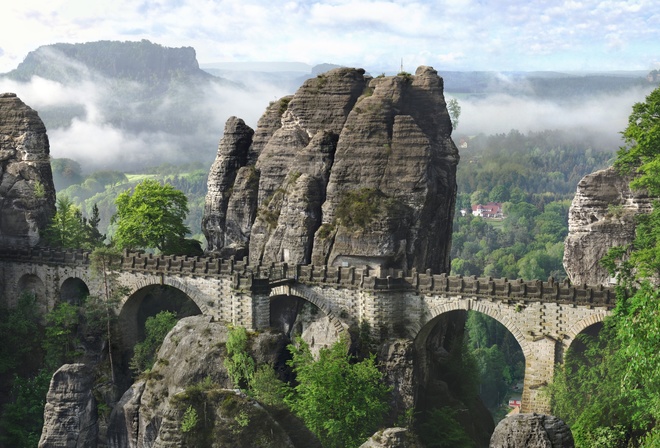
[0,40,655,174]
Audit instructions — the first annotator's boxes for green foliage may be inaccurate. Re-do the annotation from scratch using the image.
[0,293,40,375]
[417,407,474,448]
[451,201,568,280]
[32,181,46,199]
[615,87,660,195]
[43,196,103,249]
[447,98,461,130]
[223,326,255,389]
[0,369,52,447]
[112,179,190,252]
[43,302,80,370]
[181,405,199,433]
[51,158,84,190]
[285,337,390,448]
[336,188,401,230]
[249,364,288,408]
[131,311,178,375]
[550,86,660,447]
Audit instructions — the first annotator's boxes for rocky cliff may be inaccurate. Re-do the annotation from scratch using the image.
[0,92,56,248]
[203,66,459,273]
[563,166,652,285]
[104,316,319,448]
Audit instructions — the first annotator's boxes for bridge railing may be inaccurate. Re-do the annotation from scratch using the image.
[1,247,616,306]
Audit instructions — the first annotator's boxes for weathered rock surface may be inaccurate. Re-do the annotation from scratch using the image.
[39,363,98,448]
[0,92,56,248]
[489,413,574,448]
[203,117,255,256]
[360,427,422,448]
[106,315,317,448]
[203,66,458,273]
[563,166,653,285]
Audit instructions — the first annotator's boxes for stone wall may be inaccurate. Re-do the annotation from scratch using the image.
[0,248,615,413]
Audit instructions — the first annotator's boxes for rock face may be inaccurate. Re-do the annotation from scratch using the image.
[203,66,458,273]
[0,92,56,248]
[563,167,653,285]
[39,363,98,448]
[489,413,574,448]
[106,315,318,448]
[359,427,422,448]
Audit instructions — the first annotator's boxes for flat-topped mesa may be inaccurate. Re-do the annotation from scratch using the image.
[203,66,459,274]
[0,93,56,248]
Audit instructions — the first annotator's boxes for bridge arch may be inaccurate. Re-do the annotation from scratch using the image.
[412,298,530,357]
[59,277,90,306]
[122,276,211,316]
[268,284,346,353]
[563,311,610,355]
[17,273,47,311]
[269,284,340,324]
[117,279,204,379]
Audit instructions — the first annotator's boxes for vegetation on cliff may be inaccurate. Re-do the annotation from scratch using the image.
[550,86,660,447]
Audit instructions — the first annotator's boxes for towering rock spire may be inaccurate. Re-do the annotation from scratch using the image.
[0,93,56,248]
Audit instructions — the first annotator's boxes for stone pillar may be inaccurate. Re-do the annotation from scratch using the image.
[521,337,557,413]
[251,292,271,331]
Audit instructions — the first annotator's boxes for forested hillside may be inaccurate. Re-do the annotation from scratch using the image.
[452,129,614,280]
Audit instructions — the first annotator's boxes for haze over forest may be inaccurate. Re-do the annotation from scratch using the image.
[0,40,656,173]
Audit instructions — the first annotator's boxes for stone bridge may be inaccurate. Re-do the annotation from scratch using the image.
[0,247,616,414]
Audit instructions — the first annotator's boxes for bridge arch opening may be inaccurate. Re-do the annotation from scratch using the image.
[117,284,202,387]
[269,293,346,357]
[59,277,90,306]
[413,309,525,447]
[17,274,46,312]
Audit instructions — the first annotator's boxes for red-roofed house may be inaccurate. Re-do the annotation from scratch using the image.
[472,202,504,219]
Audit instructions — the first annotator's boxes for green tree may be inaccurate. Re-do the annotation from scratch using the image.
[0,293,40,375]
[223,326,256,390]
[130,311,178,374]
[43,196,89,249]
[43,302,80,370]
[111,179,190,253]
[447,98,461,131]
[88,247,126,386]
[285,337,390,448]
[551,86,660,446]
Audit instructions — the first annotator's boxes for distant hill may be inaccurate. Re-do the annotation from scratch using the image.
[0,40,247,171]
[440,70,650,100]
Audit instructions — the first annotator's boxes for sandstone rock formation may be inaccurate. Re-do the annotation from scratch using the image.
[360,427,422,448]
[204,66,458,274]
[107,315,318,448]
[38,363,98,448]
[563,166,652,285]
[489,413,574,448]
[0,92,56,248]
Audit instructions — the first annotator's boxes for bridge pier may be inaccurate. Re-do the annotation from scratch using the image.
[521,337,558,414]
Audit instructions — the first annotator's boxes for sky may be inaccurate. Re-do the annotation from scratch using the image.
[1,0,659,74]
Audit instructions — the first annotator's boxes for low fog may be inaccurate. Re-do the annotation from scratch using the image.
[456,85,654,151]
[0,63,654,173]
[0,71,289,172]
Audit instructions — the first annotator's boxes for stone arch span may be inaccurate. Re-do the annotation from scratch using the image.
[59,277,90,306]
[563,310,610,355]
[121,276,210,316]
[269,284,345,335]
[411,297,531,357]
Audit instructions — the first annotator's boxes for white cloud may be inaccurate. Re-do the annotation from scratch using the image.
[1,0,658,73]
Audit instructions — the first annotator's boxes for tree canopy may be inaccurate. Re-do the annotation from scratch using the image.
[550,85,660,447]
[111,179,191,253]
